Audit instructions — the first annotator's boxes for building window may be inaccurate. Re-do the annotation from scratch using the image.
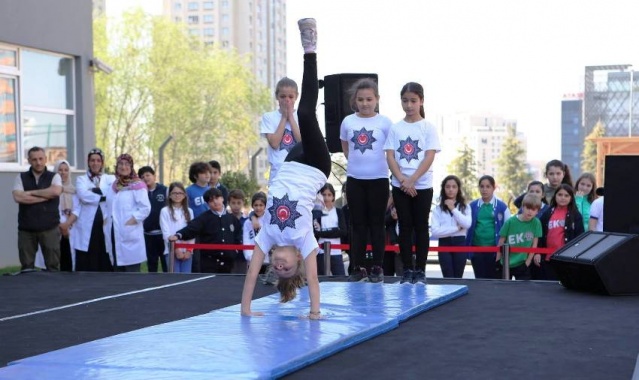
[203,28,214,36]
[0,48,17,67]
[188,15,199,24]
[222,0,229,8]
[203,14,214,23]
[203,1,214,9]
[222,14,229,22]
[188,2,198,11]
[174,2,182,10]
[0,46,76,166]
[189,28,200,36]
[0,77,17,163]
[222,27,229,37]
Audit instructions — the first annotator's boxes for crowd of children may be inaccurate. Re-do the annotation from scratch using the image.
[27,18,604,319]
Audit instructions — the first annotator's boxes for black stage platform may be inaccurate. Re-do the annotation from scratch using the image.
[1,272,638,379]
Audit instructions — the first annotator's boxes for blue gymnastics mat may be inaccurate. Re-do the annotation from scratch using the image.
[1,282,467,380]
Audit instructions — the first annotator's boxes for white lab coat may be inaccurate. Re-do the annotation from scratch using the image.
[103,182,151,266]
[73,173,115,252]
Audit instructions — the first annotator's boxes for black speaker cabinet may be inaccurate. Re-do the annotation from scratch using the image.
[323,73,378,153]
[550,231,639,295]
[604,155,639,234]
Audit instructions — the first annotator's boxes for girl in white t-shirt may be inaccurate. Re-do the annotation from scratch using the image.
[243,192,268,268]
[339,78,392,283]
[313,183,347,276]
[260,76,301,184]
[241,18,329,320]
[160,182,194,273]
[384,82,441,285]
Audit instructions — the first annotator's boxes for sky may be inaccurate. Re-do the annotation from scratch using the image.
[286,0,639,161]
[107,0,639,162]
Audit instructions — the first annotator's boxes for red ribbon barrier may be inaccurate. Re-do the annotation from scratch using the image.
[173,242,555,255]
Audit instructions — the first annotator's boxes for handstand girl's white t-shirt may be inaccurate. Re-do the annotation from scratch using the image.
[383,119,441,190]
[339,113,392,179]
[254,161,327,259]
[260,109,299,182]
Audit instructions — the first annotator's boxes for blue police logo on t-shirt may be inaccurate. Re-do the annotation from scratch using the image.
[279,129,297,152]
[268,194,302,231]
[397,136,422,163]
[350,127,377,154]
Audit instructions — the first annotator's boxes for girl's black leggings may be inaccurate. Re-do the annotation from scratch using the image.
[285,53,331,178]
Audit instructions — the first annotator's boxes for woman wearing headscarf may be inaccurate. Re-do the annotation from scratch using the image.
[54,159,79,271]
[103,154,151,272]
[74,148,115,271]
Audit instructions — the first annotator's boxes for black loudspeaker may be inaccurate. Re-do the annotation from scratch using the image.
[550,231,639,295]
[323,73,378,153]
[604,155,639,234]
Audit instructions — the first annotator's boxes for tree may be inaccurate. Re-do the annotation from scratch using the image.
[93,10,271,182]
[223,171,260,205]
[581,120,605,174]
[495,125,532,206]
[447,140,478,199]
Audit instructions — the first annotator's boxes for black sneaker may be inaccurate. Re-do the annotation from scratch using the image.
[412,270,427,284]
[400,269,414,284]
[348,266,369,282]
[368,265,384,283]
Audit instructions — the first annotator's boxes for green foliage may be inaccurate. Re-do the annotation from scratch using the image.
[330,153,348,186]
[223,170,261,204]
[581,120,605,174]
[495,125,533,206]
[447,140,478,199]
[93,9,271,182]
[0,266,20,275]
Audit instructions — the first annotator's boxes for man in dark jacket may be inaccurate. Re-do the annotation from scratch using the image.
[12,147,63,271]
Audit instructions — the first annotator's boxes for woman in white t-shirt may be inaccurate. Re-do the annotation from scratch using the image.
[384,82,441,285]
[340,78,392,283]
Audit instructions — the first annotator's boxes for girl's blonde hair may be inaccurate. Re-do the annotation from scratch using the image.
[275,77,298,96]
[269,246,305,303]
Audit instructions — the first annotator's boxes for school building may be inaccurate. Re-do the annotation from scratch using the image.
[0,0,95,267]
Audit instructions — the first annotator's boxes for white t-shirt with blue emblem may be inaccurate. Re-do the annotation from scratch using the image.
[260,109,299,182]
[340,113,392,179]
[254,161,327,258]
[383,119,441,190]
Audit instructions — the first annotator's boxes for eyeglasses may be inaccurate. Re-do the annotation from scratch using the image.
[170,192,186,196]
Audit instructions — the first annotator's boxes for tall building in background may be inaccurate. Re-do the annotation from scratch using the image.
[561,93,584,179]
[436,113,527,181]
[163,0,287,185]
[163,0,286,89]
[584,65,639,137]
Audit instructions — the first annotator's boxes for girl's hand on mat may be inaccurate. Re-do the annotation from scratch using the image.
[307,311,322,320]
[241,310,264,317]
